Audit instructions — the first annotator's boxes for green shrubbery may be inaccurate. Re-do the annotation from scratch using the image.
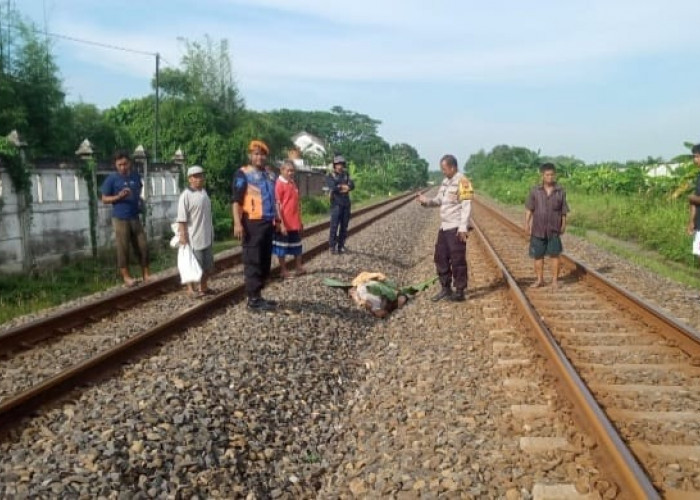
[301,195,331,216]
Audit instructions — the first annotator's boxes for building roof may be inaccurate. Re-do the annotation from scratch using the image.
[292,131,326,150]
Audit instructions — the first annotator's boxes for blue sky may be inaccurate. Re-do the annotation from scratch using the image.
[15,0,700,167]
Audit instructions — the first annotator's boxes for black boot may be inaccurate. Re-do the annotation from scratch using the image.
[450,289,466,302]
[431,287,453,302]
[247,297,277,311]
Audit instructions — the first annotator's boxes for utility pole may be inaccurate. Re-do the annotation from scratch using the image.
[0,1,4,73]
[154,52,160,164]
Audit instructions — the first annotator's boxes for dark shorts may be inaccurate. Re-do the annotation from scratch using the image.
[529,235,563,259]
[193,246,214,272]
[273,230,303,257]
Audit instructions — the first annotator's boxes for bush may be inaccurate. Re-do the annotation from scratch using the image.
[214,217,233,241]
[478,178,533,205]
[350,189,372,203]
[211,195,232,241]
[301,195,331,216]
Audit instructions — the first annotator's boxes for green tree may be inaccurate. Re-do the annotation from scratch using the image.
[0,8,71,157]
[13,24,66,155]
[66,102,131,159]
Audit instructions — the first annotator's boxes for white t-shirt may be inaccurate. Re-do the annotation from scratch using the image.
[176,187,213,250]
[355,281,385,311]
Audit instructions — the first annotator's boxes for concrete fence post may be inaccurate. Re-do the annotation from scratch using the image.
[75,138,97,258]
[133,145,150,238]
[6,130,33,272]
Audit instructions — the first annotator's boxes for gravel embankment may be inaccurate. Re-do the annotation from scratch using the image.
[1,199,621,498]
[0,201,431,498]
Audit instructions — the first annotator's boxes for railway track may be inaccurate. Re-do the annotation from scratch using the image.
[0,192,418,431]
[471,199,700,499]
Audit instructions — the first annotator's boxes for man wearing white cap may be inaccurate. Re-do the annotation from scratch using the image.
[177,165,214,297]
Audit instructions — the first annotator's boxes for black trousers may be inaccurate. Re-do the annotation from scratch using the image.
[434,228,468,291]
[242,219,273,298]
[329,204,351,250]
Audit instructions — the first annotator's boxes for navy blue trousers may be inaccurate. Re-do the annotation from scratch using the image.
[329,204,351,250]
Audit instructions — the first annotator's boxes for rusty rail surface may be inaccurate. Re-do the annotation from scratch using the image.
[0,191,418,430]
[0,192,415,357]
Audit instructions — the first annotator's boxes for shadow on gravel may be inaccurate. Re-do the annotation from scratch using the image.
[304,267,355,278]
[279,299,377,326]
[335,249,415,268]
[214,268,244,280]
[466,282,506,300]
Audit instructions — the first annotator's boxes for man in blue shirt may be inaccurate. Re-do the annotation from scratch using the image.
[326,154,355,254]
[101,151,150,287]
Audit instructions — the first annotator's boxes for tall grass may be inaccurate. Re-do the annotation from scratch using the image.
[566,193,693,264]
[0,244,184,324]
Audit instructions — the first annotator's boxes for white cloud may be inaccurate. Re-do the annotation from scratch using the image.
[30,0,700,90]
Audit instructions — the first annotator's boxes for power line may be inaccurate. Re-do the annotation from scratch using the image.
[2,22,157,57]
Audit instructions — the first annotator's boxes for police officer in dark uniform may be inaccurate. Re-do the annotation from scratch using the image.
[326,155,355,254]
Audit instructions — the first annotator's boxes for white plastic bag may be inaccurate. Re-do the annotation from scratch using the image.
[169,222,180,249]
[178,244,202,284]
[693,231,700,257]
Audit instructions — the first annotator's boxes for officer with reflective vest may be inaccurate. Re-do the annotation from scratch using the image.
[416,154,473,302]
[232,140,278,310]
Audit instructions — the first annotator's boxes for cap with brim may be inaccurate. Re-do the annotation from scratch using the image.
[333,155,347,165]
[187,166,204,176]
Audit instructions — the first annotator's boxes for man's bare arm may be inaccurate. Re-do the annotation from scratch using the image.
[525,210,533,233]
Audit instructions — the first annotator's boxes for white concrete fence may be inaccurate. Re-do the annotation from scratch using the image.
[0,162,180,273]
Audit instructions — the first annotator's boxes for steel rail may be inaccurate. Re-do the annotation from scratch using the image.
[472,200,662,499]
[0,192,418,431]
[0,192,416,357]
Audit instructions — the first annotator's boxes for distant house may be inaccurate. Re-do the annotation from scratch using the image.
[292,131,327,165]
[646,163,681,177]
